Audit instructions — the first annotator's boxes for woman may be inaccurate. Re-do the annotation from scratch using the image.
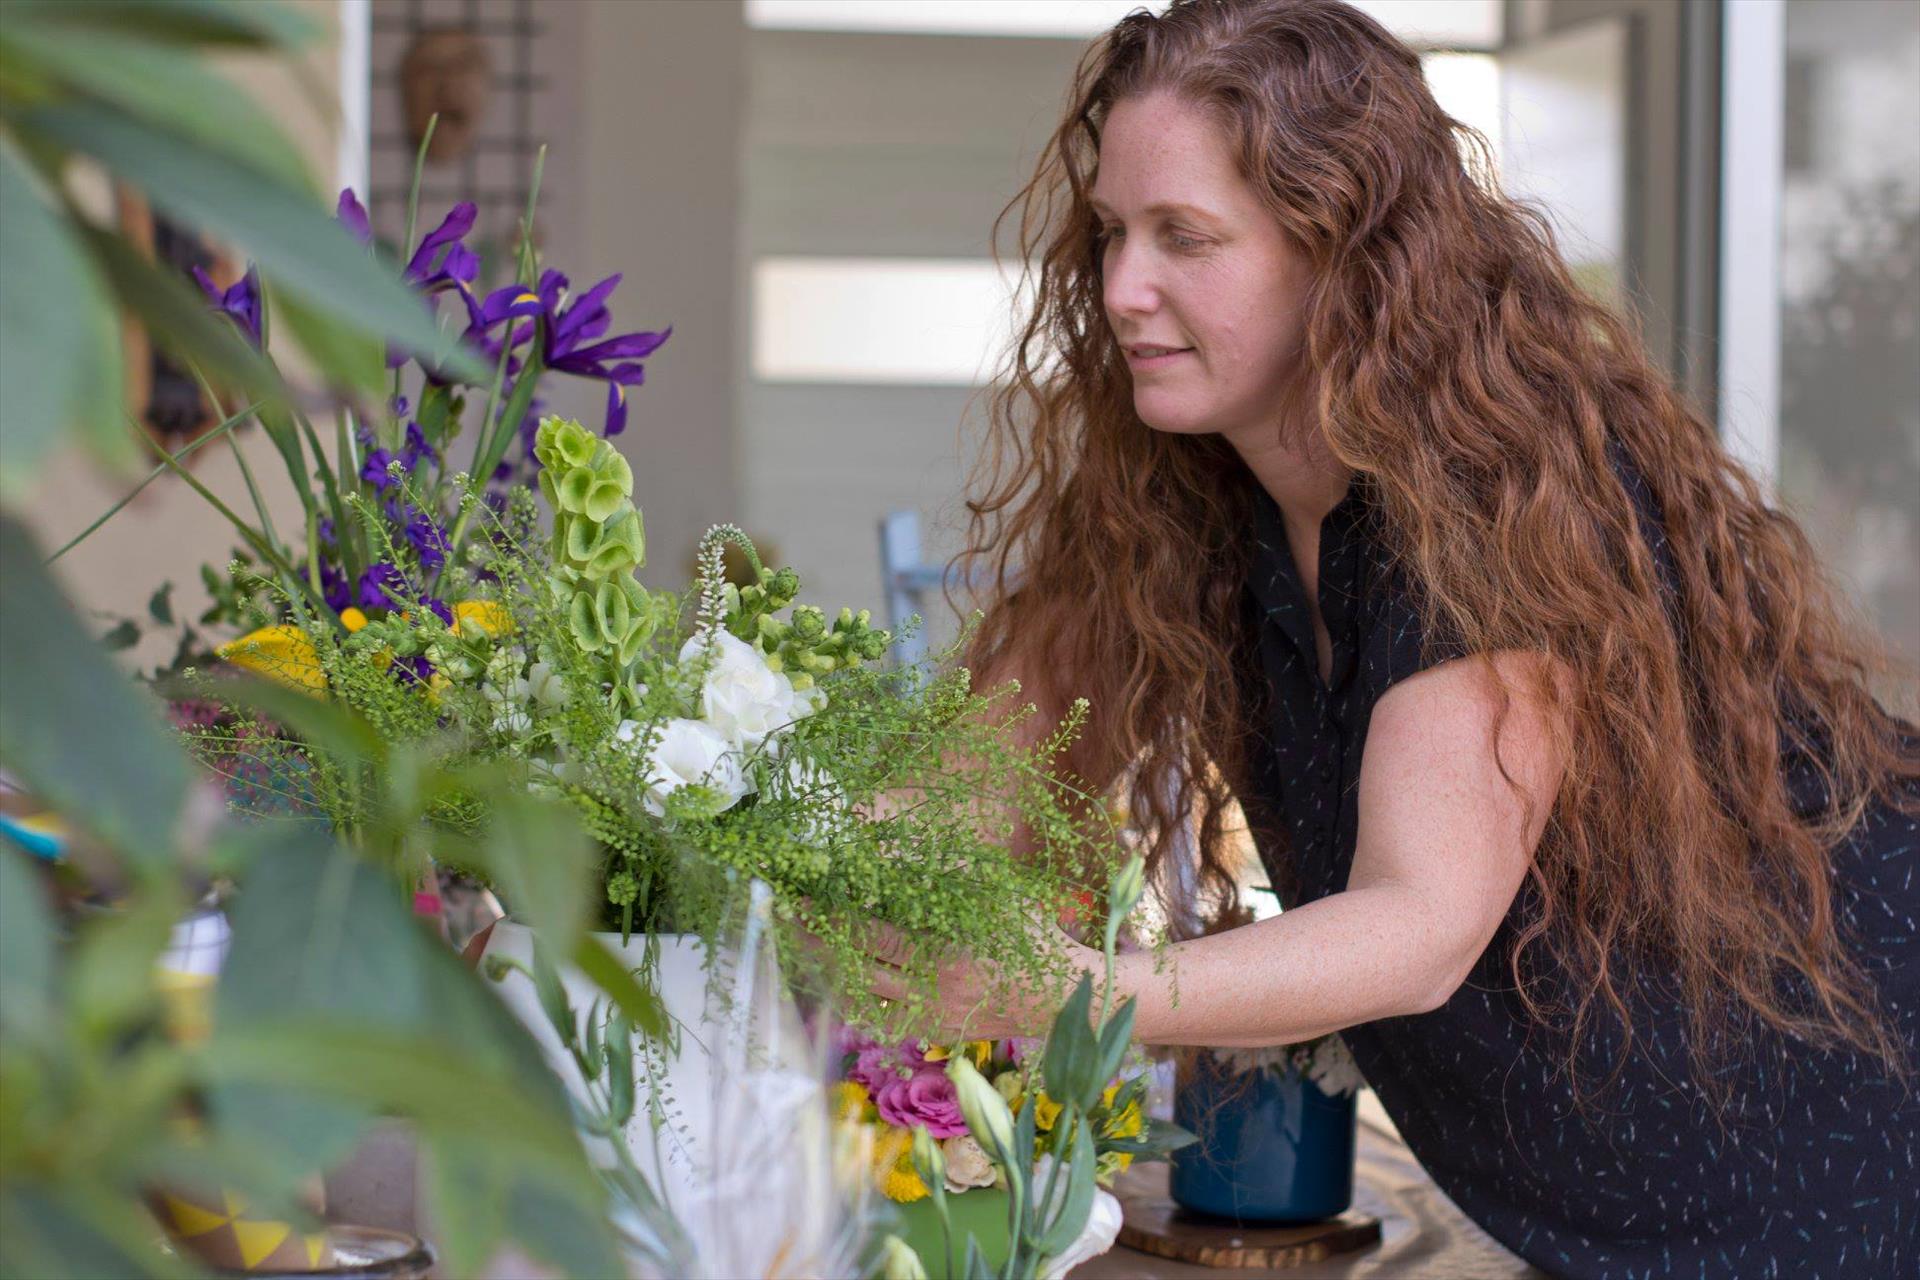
[872,1,1920,1275]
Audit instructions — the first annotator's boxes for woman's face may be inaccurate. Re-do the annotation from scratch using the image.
[1093,91,1312,443]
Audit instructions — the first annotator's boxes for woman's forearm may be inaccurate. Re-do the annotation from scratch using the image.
[1108,882,1471,1047]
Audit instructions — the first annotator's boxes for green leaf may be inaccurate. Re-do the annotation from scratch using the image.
[272,282,384,396]
[84,226,282,403]
[1040,976,1100,1110]
[68,883,183,1046]
[0,23,311,188]
[0,139,129,496]
[5,0,320,48]
[1091,996,1135,1092]
[571,934,667,1041]
[605,1013,635,1127]
[1034,1119,1096,1259]
[23,102,487,383]
[100,618,140,651]
[0,1185,194,1280]
[0,848,55,1039]
[468,791,591,960]
[0,516,190,863]
[147,581,175,626]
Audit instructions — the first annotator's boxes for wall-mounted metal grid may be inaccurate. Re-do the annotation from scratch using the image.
[366,0,550,263]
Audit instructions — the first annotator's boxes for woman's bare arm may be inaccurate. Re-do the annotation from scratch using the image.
[1112,652,1564,1046]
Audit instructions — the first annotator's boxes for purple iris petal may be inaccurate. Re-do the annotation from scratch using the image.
[391,655,435,687]
[404,508,450,572]
[192,265,263,347]
[337,189,372,245]
[360,446,397,492]
[357,563,408,610]
[555,328,673,368]
[399,421,438,471]
[404,203,478,288]
[420,597,454,627]
[319,560,352,611]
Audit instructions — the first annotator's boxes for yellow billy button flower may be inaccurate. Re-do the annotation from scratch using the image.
[871,1128,929,1202]
[454,599,513,639]
[828,1080,873,1124]
[217,625,325,694]
[339,607,369,632]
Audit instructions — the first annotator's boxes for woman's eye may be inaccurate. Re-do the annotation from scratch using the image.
[1168,231,1205,251]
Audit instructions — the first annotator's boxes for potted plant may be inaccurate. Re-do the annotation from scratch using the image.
[1169,1034,1366,1223]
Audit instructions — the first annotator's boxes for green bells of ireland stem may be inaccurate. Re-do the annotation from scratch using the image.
[535,415,647,580]
[533,415,661,665]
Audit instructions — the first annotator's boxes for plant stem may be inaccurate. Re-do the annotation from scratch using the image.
[150,434,338,631]
[45,401,262,563]
[395,116,440,413]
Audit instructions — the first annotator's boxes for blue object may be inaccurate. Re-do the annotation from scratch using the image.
[1170,1053,1357,1223]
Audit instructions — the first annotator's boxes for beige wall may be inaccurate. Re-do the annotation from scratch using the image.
[573,0,745,590]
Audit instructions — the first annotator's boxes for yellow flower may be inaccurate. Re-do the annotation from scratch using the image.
[217,625,325,694]
[829,1081,873,1124]
[921,1043,948,1063]
[872,1127,929,1202]
[454,600,513,638]
[339,607,369,633]
[968,1040,992,1068]
[1029,1091,1062,1133]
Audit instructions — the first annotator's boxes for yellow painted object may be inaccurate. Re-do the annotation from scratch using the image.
[150,1189,334,1272]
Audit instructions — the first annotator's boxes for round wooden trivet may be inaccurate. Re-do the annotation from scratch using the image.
[1116,1176,1382,1269]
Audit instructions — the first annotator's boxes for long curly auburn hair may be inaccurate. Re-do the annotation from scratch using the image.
[957,0,1917,1093]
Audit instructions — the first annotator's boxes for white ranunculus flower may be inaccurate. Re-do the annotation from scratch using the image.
[618,716,750,817]
[680,630,815,749]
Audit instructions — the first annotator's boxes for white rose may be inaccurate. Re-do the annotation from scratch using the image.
[618,716,749,817]
[679,630,815,749]
[770,755,851,844]
[941,1134,996,1194]
[526,659,567,709]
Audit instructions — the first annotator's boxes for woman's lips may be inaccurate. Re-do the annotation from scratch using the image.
[1124,345,1194,369]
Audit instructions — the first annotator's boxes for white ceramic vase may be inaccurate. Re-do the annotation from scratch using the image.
[480,921,844,1276]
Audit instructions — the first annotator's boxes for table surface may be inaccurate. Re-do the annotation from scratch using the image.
[1072,1117,1546,1280]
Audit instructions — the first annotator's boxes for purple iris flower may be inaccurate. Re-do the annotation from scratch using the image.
[398,421,438,471]
[337,190,373,245]
[403,203,481,293]
[460,268,669,437]
[391,655,436,687]
[192,265,263,347]
[320,560,352,611]
[357,563,409,611]
[360,445,398,492]
[539,270,669,437]
[403,506,450,573]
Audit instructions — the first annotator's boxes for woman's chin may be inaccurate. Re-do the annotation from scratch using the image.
[1134,399,1217,436]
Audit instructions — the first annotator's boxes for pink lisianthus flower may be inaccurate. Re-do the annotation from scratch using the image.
[874,1068,970,1139]
[846,1038,929,1092]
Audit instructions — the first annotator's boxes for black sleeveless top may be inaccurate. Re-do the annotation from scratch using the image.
[1238,472,1919,1279]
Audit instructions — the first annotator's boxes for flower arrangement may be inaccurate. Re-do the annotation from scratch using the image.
[1207,1035,1365,1096]
[833,1036,1148,1206]
[157,151,1114,1034]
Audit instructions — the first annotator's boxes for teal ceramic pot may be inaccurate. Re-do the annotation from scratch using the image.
[1169,1052,1357,1223]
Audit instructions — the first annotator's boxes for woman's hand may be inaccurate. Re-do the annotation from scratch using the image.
[858,918,1101,1041]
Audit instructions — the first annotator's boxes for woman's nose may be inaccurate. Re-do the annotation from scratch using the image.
[1102,241,1158,319]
